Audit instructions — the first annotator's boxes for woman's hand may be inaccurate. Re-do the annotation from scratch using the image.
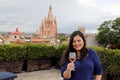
[63,62,75,79]
[67,62,75,71]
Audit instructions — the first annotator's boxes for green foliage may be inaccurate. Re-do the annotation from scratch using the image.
[55,44,68,58]
[0,44,120,77]
[0,44,56,61]
[58,34,67,43]
[25,44,56,59]
[0,45,7,61]
[96,17,120,49]
[0,45,26,61]
[89,46,120,77]
[25,44,45,59]
[42,45,56,58]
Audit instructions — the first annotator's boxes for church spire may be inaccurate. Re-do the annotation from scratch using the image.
[39,0,57,46]
[48,2,53,19]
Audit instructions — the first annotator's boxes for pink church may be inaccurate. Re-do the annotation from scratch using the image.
[32,4,58,46]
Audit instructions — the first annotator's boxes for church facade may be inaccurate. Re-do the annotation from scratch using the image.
[32,4,58,46]
[40,5,57,38]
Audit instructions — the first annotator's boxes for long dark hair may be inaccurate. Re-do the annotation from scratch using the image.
[61,30,88,66]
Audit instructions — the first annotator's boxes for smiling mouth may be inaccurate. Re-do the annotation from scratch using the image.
[75,46,80,48]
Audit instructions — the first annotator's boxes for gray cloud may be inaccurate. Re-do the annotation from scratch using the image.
[0,0,120,34]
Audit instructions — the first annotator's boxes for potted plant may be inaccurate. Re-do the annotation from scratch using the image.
[25,44,56,72]
[0,45,26,73]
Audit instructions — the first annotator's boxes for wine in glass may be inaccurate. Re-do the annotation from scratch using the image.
[69,52,76,71]
[69,52,76,63]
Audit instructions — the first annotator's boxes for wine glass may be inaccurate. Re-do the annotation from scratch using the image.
[69,52,76,71]
[69,52,76,62]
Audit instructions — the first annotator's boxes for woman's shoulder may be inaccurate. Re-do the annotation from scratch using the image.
[88,48,96,53]
[88,48,98,57]
[88,48,100,62]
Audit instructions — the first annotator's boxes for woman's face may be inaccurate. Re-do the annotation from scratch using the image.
[72,35,84,51]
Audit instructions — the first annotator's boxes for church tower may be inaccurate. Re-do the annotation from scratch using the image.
[39,3,57,46]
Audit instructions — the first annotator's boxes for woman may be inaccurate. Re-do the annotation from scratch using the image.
[61,31,102,80]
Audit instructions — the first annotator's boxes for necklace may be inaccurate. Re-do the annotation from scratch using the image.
[77,52,81,59]
[77,56,80,59]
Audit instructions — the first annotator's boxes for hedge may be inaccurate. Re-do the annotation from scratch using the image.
[0,44,120,77]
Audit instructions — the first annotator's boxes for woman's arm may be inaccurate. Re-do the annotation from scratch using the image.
[63,69,71,79]
[89,49,103,80]
[63,62,75,79]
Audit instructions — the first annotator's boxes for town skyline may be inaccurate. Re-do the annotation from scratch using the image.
[0,0,120,34]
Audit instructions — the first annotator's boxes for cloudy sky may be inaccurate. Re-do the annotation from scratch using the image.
[0,0,120,34]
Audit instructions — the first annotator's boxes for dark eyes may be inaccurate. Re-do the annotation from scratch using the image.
[73,40,81,43]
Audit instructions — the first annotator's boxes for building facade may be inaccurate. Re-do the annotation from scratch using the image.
[39,4,57,38]
[9,28,25,44]
[31,4,58,46]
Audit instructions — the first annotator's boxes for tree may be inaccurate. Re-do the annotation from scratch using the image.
[96,17,120,49]
[58,33,67,43]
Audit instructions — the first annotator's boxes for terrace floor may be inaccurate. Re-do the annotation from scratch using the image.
[15,68,63,80]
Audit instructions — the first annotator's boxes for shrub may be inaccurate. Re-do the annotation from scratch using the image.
[0,45,26,61]
[25,44,56,59]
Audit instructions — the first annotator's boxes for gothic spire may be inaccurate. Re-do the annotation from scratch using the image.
[48,3,53,19]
